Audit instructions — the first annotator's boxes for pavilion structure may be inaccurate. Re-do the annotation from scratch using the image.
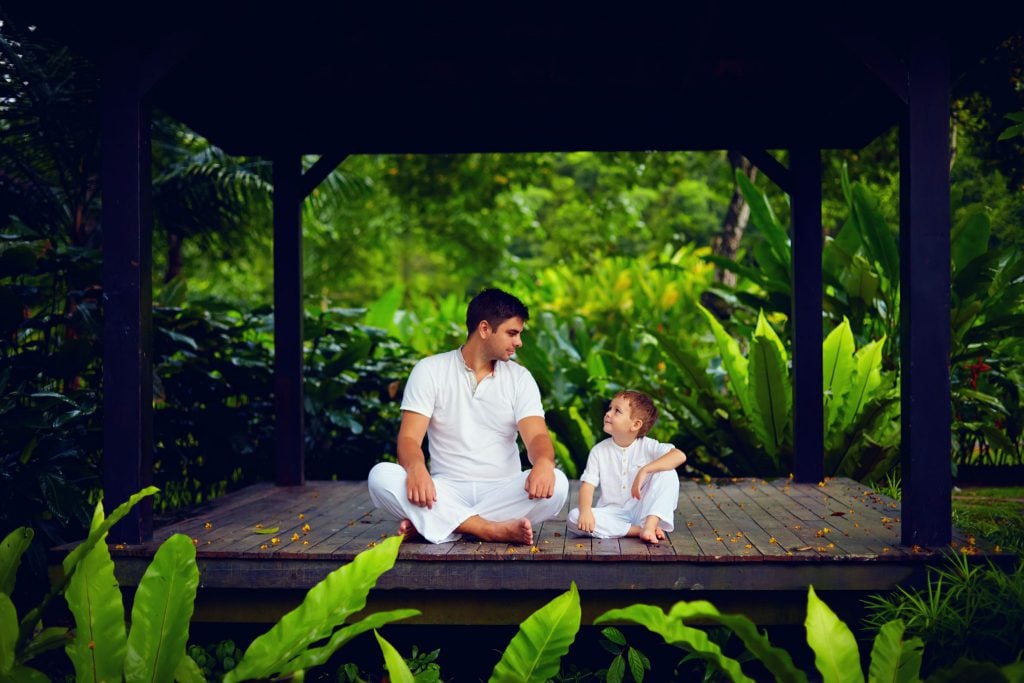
[24,5,1018,549]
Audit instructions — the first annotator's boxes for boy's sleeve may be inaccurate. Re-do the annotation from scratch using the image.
[644,437,676,463]
[579,445,601,487]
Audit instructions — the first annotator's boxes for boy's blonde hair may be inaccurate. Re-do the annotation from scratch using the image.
[615,390,658,438]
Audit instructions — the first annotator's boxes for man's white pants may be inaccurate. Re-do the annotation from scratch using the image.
[367,462,570,543]
[566,470,680,538]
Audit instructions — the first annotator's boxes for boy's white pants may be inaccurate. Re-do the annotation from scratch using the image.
[367,462,569,543]
[567,470,680,538]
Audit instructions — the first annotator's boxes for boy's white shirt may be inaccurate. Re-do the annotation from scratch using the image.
[580,435,675,507]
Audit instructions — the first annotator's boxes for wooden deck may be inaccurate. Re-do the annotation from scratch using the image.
[81,477,1004,625]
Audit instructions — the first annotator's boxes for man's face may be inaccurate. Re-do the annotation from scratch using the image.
[484,316,525,362]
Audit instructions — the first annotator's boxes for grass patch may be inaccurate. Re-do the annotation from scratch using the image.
[953,486,1024,555]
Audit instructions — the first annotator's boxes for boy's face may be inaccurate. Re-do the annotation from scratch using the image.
[603,395,642,440]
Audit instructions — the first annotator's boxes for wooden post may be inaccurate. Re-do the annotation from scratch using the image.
[273,154,305,486]
[101,48,153,543]
[899,31,952,546]
[790,146,824,483]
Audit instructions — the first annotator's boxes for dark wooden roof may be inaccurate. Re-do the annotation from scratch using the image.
[18,4,1015,155]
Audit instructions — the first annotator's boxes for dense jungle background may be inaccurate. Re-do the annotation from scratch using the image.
[2,17,1024,584]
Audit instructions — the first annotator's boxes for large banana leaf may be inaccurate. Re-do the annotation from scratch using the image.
[839,337,886,429]
[286,608,419,674]
[951,206,990,274]
[226,535,409,683]
[0,528,33,596]
[489,582,580,683]
[65,502,127,683]
[805,587,864,683]
[374,630,415,683]
[123,533,198,683]
[822,318,856,435]
[0,593,15,674]
[61,487,159,576]
[736,169,790,268]
[850,184,898,289]
[867,619,923,683]
[661,601,807,683]
[595,603,754,683]
[697,305,754,422]
[747,314,791,458]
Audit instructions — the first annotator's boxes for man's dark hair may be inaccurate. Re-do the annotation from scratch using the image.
[466,288,529,336]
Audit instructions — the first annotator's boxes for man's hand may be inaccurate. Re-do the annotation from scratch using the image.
[405,462,437,509]
[577,509,596,534]
[525,460,556,499]
[631,467,650,500]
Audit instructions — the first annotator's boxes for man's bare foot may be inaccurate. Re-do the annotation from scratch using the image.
[487,519,533,545]
[397,519,421,540]
[460,517,533,544]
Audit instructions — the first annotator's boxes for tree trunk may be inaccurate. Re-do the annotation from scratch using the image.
[712,150,757,287]
[165,232,183,283]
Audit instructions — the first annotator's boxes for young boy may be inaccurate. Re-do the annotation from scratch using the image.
[567,390,686,544]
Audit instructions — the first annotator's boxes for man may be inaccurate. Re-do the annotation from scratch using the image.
[368,288,569,545]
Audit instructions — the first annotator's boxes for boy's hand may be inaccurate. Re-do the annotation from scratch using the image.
[631,468,650,500]
[577,509,596,534]
[406,462,437,509]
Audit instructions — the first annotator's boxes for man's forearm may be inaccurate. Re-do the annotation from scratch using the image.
[525,433,556,467]
[396,437,428,471]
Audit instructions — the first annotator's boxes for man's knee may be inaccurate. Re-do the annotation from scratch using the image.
[367,461,403,497]
[552,468,570,504]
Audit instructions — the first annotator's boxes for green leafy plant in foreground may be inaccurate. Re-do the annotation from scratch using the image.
[1,488,416,682]
[863,552,1024,676]
[596,585,1024,683]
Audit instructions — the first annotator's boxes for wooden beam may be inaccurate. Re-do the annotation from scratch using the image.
[101,48,154,543]
[790,146,824,483]
[835,31,909,104]
[273,155,305,486]
[739,149,792,194]
[899,32,951,546]
[300,151,349,199]
[137,32,198,97]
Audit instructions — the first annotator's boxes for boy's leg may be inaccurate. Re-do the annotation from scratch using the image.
[367,462,474,543]
[636,470,681,532]
[571,506,633,538]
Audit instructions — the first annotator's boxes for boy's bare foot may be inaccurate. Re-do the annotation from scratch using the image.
[397,519,420,540]
[640,528,660,544]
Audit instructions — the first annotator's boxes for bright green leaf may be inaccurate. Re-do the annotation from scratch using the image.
[0,594,16,674]
[374,630,415,683]
[65,502,126,683]
[867,619,923,683]
[805,586,863,683]
[227,535,404,683]
[124,534,198,683]
[595,603,755,683]
[0,528,33,596]
[489,582,581,683]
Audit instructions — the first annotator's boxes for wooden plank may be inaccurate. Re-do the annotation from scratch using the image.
[677,482,735,559]
[533,519,568,561]
[718,480,820,560]
[765,480,903,558]
[715,482,789,558]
